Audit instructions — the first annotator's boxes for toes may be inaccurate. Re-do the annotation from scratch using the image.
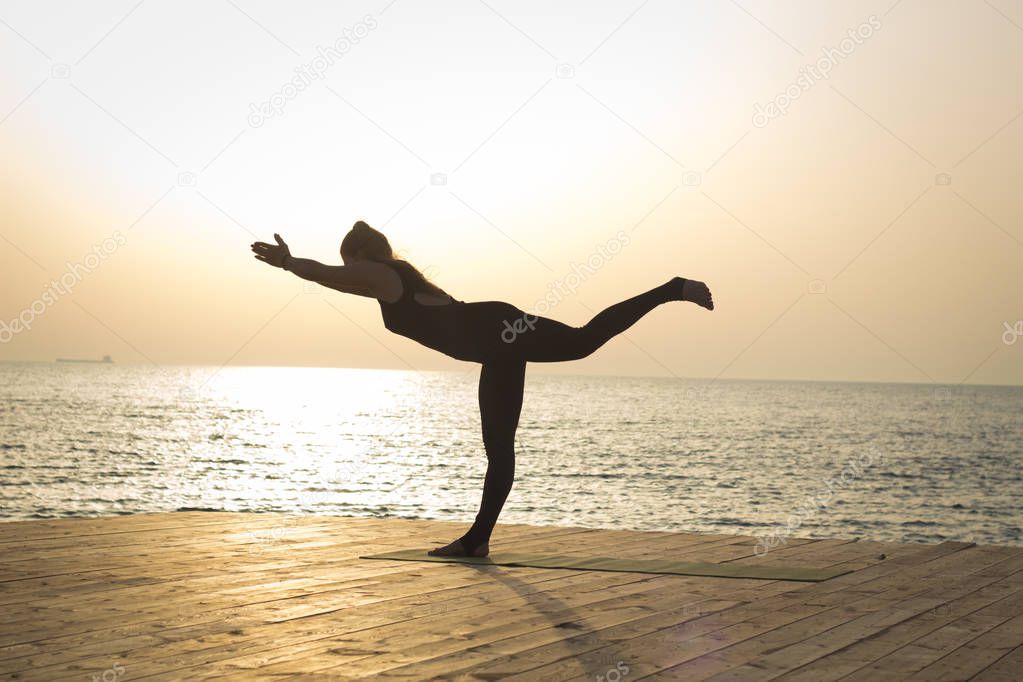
[428,541,467,557]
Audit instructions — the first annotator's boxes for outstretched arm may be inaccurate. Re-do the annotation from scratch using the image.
[250,234,380,297]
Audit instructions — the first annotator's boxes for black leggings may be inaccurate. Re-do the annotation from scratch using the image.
[457,278,682,552]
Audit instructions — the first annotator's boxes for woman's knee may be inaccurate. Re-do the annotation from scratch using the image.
[483,435,514,455]
[483,449,515,481]
[482,432,515,460]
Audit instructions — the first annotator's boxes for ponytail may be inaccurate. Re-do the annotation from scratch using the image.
[342,221,448,297]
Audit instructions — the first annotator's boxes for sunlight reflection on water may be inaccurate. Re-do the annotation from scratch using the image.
[1,363,1021,547]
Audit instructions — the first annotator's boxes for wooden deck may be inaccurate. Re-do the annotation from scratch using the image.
[0,512,1021,680]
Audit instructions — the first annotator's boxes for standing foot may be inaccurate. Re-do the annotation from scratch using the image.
[428,539,489,557]
[672,277,714,310]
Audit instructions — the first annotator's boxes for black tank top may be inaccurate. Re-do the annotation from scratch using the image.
[378,263,471,359]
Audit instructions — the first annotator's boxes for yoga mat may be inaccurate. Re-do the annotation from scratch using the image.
[359,549,852,582]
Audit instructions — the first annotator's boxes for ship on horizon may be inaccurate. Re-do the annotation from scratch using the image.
[56,355,113,364]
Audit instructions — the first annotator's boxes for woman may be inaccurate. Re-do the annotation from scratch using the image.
[251,221,713,557]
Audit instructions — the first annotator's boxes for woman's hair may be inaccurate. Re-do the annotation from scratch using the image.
[341,221,447,297]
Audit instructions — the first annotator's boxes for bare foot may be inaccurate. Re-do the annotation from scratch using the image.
[427,539,489,557]
[679,278,714,310]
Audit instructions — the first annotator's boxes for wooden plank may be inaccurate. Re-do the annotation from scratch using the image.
[446,543,986,681]
[0,520,599,607]
[973,644,1023,681]
[304,541,968,679]
[636,546,1021,681]
[28,527,789,678]
[335,541,870,679]
[842,596,1023,680]
[699,576,1023,680]
[0,513,1019,682]
[774,551,1023,680]
[0,523,604,647]
[910,611,1023,680]
[0,520,703,674]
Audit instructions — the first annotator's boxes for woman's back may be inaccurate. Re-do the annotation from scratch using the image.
[377,261,480,360]
[378,260,458,305]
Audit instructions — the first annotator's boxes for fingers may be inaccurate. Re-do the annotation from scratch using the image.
[274,233,286,246]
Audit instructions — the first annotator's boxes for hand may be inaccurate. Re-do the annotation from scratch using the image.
[251,234,291,268]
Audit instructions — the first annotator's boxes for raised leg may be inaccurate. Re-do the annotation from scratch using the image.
[512,277,711,363]
[429,359,526,557]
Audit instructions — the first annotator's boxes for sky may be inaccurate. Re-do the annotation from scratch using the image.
[1,0,1021,385]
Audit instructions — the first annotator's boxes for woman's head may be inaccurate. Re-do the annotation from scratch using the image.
[340,220,392,264]
[340,220,448,297]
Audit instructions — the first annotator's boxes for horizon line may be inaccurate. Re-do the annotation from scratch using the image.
[1,359,1019,389]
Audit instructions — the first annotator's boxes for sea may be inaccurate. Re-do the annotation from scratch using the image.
[1,362,1021,547]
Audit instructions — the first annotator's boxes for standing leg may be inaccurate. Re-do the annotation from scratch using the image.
[428,359,527,557]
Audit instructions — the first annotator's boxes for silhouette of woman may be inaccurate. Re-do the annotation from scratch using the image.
[251,221,713,557]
